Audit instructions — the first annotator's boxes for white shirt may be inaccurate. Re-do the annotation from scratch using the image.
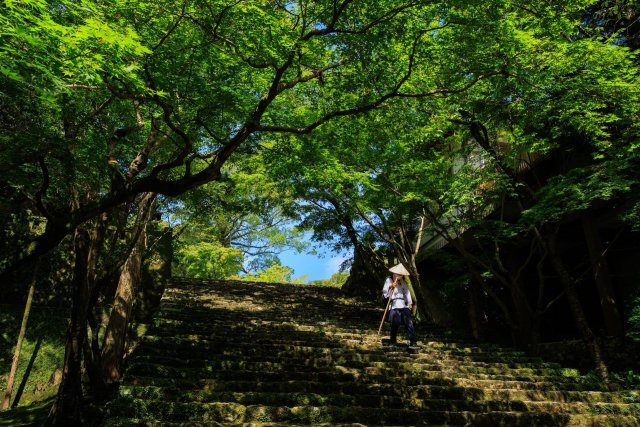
[382,277,412,310]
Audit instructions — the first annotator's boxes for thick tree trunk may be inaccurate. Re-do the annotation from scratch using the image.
[546,232,609,384]
[101,245,142,383]
[83,213,110,398]
[101,193,155,384]
[581,214,623,337]
[1,261,40,410]
[135,221,173,323]
[48,229,91,425]
[342,245,386,299]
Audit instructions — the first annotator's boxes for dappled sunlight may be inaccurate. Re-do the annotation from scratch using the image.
[100,279,640,425]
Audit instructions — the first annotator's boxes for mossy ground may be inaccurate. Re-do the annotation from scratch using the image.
[0,305,66,424]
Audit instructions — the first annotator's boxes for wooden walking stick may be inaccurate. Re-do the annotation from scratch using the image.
[378,276,399,336]
[377,293,393,335]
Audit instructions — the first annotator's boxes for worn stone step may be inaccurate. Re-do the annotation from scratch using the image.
[118,385,640,415]
[413,386,640,404]
[150,313,534,359]
[153,310,381,327]
[105,398,640,426]
[119,382,639,406]
[122,375,609,397]
[124,362,591,391]
[102,417,442,427]
[145,325,380,342]
[125,362,359,383]
[138,334,539,362]
[149,314,496,346]
[103,280,640,426]
[152,317,380,333]
[127,353,568,379]
[130,344,562,371]
[146,325,507,353]
[133,339,551,368]
[120,386,410,409]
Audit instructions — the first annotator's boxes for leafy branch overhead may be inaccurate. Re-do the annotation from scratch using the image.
[2,1,515,258]
[2,0,640,274]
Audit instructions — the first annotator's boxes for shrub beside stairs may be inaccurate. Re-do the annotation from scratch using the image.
[103,279,640,426]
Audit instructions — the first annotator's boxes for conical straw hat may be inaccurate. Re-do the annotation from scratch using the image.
[389,263,410,276]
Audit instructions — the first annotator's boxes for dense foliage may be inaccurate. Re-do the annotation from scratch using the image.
[2,0,640,422]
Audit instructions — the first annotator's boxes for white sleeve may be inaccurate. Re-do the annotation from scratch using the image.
[382,277,392,299]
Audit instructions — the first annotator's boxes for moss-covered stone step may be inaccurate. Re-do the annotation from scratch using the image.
[120,386,410,409]
[125,362,360,383]
[134,338,550,368]
[117,385,640,416]
[123,363,595,393]
[150,317,470,342]
[140,334,365,352]
[131,356,580,384]
[361,362,574,378]
[129,345,562,371]
[145,326,381,344]
[102,280,640,426]
[157,298,379,311]
[133,343,553,367]
[138,334,542,363]
[105,397,640,426]
[123,375,400,394]
[122,374,610,397]
[361,369,590,386]
[102,417,448,427]
[411,386,640,404]
[151,317,380,334]
[157,293,372,304]
[126,353,569,379]
[149,325,384,344]
[119,383,640,406]
[152,312,381,329]
[148,324,500,355]
[146,327,508,352]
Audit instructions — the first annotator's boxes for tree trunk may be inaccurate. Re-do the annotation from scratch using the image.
[545,232,609,384]
[581,214,623,337]
[48,229,91,426]
[101,245,142,383]
[467,117,609,376]
[342,244,386,299]
[83,213,110,398]
[405,258,451,325]
[101,193,155,384]
[450,240,521,338]
[1,261,40,410]
[394,215,450,324]
[467,285,486,340]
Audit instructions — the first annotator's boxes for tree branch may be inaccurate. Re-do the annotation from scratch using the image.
[124,117,162,181]
[34,156,51,220]
[153,1,187,51]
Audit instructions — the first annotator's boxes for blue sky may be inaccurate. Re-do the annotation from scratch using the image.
[279,247,348,283]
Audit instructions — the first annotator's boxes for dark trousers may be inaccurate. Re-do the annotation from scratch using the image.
[389,308,416,344]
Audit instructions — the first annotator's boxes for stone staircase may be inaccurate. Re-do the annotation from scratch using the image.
[103,279,640,426]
